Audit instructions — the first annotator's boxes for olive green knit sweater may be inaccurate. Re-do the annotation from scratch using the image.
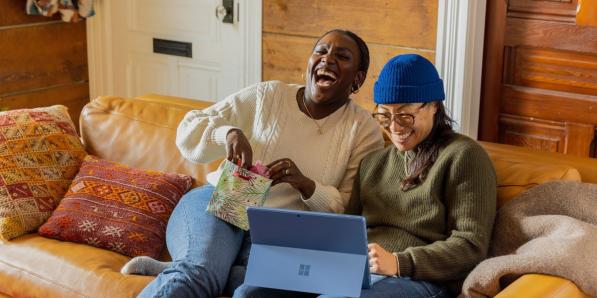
[346,134,497,285]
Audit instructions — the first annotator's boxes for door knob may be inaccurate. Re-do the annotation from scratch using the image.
[215,0,234,24]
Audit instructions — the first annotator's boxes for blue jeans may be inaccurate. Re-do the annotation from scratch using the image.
[139,185,251,298]
[233,277,451,298]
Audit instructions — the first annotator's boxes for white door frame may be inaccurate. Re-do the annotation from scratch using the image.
[86,0,262,100]
[86,0,114,99]
[435,0,487,139]
[244,0,262,90]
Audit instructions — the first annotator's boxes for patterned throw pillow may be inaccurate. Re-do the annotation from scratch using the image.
[0,105,87,240]
[38,155,193,258]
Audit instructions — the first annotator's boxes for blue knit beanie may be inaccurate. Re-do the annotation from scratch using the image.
[374,54,445,104]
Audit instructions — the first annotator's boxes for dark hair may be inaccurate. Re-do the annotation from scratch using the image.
[314,29,370,80]
[401,102,456,191]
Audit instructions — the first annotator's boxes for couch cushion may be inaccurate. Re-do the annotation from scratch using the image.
[80,96,220,187]
[38,155,192,258]
[0,105,87,240]
[481,141,597,185]
[491,157,581,208]
[0,234,153,297]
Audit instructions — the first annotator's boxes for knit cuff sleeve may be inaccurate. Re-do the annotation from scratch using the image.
[211,125,240,146]
[301,180,342,212]
[396,252,414,277]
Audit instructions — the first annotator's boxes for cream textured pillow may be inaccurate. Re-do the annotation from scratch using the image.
[0,105,87,240]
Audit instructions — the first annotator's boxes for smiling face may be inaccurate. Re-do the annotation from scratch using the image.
[377,103,437,152]
[304,31,364,105]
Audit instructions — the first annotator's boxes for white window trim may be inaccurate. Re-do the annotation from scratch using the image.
[435,0,487,139]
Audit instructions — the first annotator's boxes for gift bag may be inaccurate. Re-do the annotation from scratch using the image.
[207,159,272,230]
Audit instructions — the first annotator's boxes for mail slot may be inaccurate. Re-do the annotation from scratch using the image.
[153,38,192,58]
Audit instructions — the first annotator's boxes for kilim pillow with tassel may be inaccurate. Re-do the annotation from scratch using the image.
[38,155,193,258]
[0,105,87,240]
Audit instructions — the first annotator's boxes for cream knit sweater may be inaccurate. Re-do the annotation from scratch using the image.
[176,81,384,212]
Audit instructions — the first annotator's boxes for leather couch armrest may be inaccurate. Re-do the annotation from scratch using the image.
[495,274,589,298]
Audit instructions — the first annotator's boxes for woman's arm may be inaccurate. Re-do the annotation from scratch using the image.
[395,142,497,281]
[176,83,260,164]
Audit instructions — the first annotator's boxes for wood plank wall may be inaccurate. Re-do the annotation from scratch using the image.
[262,0,438,111]
[0,0,89,128]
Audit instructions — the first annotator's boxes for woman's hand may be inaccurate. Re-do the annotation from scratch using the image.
[368,243,399,276]
[226,129,253,168]
[267,158,315,198]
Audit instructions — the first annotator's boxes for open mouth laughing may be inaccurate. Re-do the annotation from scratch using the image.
[314,68,338,87]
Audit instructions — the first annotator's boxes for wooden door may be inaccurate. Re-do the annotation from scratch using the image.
[479,0,597,158]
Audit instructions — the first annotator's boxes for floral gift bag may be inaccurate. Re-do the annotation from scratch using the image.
[207,159,272,230]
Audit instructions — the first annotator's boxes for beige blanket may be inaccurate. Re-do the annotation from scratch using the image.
[461,181,597,297]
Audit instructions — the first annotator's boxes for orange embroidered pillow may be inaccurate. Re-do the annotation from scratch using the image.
[38,155,192,258]
[0,105,87,240]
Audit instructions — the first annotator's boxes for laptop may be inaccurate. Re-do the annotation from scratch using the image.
[244,207,385,298]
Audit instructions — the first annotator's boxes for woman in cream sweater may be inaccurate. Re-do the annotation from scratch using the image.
[123,29,384,298]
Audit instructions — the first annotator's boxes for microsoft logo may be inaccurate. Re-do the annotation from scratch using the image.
[298,264,311,276]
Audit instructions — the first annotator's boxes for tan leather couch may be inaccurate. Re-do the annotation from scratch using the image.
[1,94,595,298]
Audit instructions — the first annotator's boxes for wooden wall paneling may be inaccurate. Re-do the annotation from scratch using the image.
[505,18,597,53]
[501,85,597,125]
[479,0,508,142]
[262,33,312,86]
[593,129,597,157]
[483,0,597,158]
[0,0,89,132]
[565,123,595,156]
[507,0,577,22]
[512,47,597,96]
[0,83,89,129]
[263,0,438,49]
[0,22,88,95]
[502,46,516,85]
[262,33,435,111]
[0,0,60,26]
[499,114,566,153]
[501,85,597,156]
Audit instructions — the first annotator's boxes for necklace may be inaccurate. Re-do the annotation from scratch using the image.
[300,88,329,135]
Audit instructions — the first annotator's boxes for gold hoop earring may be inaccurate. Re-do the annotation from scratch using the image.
[351,85,360,94]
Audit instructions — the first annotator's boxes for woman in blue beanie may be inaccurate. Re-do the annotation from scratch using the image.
[346,54,497,297]
[232,54,497,298]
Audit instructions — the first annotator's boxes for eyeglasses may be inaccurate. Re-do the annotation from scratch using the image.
[372,104,427,128]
